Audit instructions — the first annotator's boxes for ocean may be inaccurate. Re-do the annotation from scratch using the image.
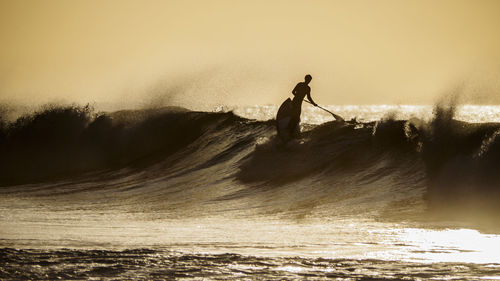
[1,103,500,280]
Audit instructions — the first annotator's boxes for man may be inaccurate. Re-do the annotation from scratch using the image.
[289,74,317,135]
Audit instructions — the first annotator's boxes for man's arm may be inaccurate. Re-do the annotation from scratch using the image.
[306,88,317,106]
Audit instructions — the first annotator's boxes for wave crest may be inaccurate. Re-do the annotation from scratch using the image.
[0,105,240,185]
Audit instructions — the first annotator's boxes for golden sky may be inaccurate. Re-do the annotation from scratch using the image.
[1,0,499,107]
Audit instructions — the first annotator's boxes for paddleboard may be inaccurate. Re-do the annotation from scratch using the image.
[276,98,299,142]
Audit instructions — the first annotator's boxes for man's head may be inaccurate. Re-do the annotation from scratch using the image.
[304,74,312,84]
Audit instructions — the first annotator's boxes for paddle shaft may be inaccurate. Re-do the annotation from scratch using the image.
[304,100,345,122]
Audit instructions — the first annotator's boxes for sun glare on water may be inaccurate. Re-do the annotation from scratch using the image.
[366,228,500,264]
[232,105,500,124]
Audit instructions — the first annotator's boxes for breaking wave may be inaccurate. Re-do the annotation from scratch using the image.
[1,103,500,222]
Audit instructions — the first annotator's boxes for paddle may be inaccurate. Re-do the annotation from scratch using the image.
[305,100,345,122]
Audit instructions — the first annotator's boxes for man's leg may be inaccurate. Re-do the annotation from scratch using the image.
[289,115,299,137]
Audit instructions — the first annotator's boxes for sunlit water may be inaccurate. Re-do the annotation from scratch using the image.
[3,210,500,279]
[3,213,500,264]
[231,104,500,124]
[3,212,500,279]
[2,104,500,280]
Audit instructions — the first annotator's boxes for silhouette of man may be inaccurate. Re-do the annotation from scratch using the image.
[289,74,317,135]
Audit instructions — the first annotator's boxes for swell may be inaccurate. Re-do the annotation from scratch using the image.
[1,104,500,218]
[0,105,250,185]
[417,105,500,221]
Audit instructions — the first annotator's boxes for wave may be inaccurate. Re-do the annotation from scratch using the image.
[0,104,252,185]
[417,105,500,217]
[1,103,500,219]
